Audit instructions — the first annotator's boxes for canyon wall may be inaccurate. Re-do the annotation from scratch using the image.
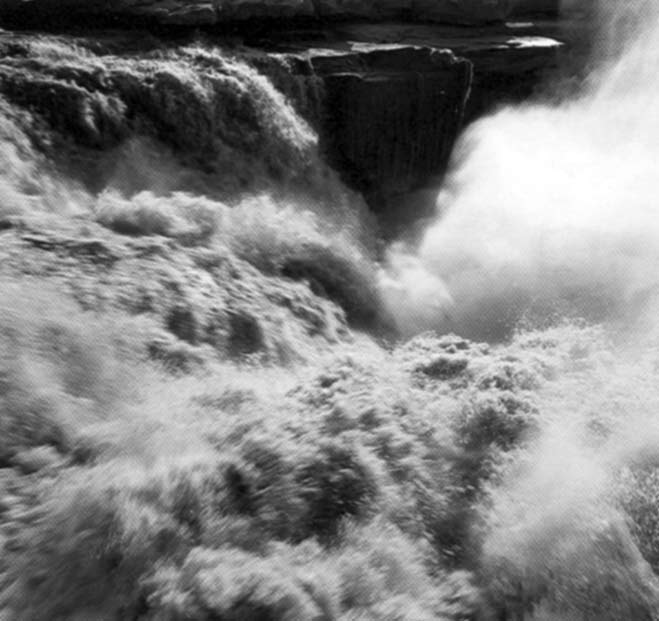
[0,0,558,28]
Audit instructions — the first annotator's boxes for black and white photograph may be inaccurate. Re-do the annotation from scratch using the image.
[0,1,655,619]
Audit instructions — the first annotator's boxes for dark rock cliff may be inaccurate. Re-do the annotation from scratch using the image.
[254,24,562,207]
[0,0,526,29]
[305,23,564,122]
[294,45,472,206]
[510,0,560,17]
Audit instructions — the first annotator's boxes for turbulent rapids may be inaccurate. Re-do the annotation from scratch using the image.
[1,2,659,620]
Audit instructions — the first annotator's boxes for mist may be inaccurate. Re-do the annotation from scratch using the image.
[374,4,659,616]
[380,0,659,342]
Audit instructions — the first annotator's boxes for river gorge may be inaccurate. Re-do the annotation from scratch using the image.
[0,2,657,620]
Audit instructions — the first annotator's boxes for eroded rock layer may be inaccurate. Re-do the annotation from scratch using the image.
[310,45,471,202]
[0,0,549,28]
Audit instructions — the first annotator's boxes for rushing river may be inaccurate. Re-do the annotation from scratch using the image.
[1,2,659,620]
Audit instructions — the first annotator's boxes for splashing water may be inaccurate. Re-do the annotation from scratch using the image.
[4,6,659,620]
[377,4,659,617]
[381,1,659,342]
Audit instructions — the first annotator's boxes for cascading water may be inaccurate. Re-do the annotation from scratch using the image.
[2,3,659,620]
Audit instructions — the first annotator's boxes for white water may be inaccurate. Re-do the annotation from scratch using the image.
[4,4,659,619]
[381,1,659,342]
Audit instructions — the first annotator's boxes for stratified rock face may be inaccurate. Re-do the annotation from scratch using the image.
[312,0,512,22]
[313,0,411,20]
[0,0,520,27]
[510,0,560,16]
[304,45,472,204]
[412,0,512,24]
[135,1,219,25]
[317,23,563,123]
[217,0,315,20]
[0,0,222,26]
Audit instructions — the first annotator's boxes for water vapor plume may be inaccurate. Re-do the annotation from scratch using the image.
[374,4,659,615]
[380,0,659,342]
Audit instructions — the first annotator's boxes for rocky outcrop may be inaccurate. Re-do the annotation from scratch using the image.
[130,1,220,25]
[253,43,472,206]
[412,0,511,24]
[311,0,511,23]
[0,0,216,27]
[217,0,315,21]
[0,0,540,28]
[313,0,411,20]
[316,23,564,120]
[510,0,560,16]
[303,45,472,205]
[259,25,562,205]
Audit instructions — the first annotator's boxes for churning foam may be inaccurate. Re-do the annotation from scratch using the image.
[380,1,659,342]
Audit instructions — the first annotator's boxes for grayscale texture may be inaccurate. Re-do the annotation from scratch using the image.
[0,2,657,620]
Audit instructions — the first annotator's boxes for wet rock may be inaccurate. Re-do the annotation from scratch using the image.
[135,2,219,26]
[313,0,411,20]
[324,23,563,122]
[510,0,560,17]
[296,44,471,206]
[412,0,512,24]
[218,0,315,20]
[256,26,561,207]
[0,0,553,27]
[0,0,221,27]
